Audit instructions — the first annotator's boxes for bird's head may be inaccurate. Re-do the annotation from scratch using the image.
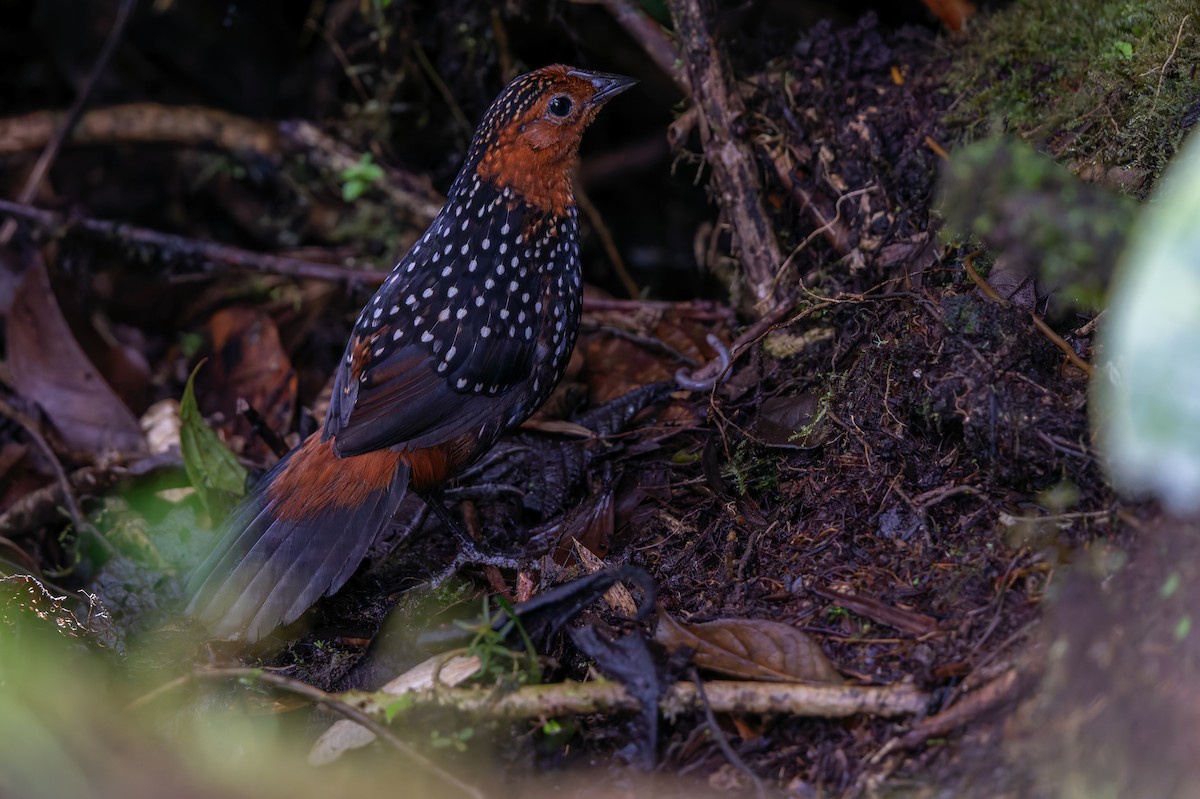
[469,65,637,216]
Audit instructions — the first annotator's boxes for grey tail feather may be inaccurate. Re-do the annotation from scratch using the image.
[185,456,410,642]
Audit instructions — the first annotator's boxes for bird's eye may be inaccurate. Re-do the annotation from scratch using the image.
[548,95,573,117]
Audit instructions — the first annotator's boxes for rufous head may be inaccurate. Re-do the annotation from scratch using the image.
[469,65,637,216]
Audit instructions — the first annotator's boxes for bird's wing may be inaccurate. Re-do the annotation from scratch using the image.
[325,191,559,457]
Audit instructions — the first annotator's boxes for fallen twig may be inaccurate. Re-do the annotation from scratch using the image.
[0,199,385,285]
[0,451,182,537]
[346,675,928,722]
[962,254,1094,377]
[0,397,110,555]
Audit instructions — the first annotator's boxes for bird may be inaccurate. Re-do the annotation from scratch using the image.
[186,65,636,642]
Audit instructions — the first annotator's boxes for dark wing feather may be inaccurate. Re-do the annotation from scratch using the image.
[326,185,552,457]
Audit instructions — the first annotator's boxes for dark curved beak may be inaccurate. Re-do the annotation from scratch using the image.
[572,69,639,105]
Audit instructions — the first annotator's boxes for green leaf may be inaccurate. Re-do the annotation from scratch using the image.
[180,360,247,520]
[341,179,366,202]
[1094,135,1200,513]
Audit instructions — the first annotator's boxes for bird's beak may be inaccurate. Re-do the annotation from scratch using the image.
[572,70,639,105]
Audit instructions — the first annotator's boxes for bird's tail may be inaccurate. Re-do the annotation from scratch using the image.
[185,434,408,642]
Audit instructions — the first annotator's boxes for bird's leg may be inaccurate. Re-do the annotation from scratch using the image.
[440,483,526,502]
[416,489,527,571]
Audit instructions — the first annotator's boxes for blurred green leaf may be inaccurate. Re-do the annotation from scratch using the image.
[180,361,247,520]
[1094,135,1200,512]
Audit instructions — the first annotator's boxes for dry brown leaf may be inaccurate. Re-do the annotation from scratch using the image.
[194,307,297,457]
[7,257,145,456]
[921,0,976,31]
[753,393,833,450]
[656,612,843,684]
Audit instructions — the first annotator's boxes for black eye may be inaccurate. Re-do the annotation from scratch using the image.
[548,96,573,117]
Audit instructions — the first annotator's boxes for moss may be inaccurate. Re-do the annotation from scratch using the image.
[946,0,1199,194]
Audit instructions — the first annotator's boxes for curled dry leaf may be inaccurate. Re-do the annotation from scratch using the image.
[7,257,145,456]
[656,612,843,684]
[753,393,833,450]
[195,307,297,458]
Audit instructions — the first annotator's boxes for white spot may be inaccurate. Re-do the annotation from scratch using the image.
[447,286,458,298]
[524,326,533,339]
[374,346,384,356]
[456,378,468,389]
[440,224,450,236]
[406,262,416,273]
[474,382,484,392]
[393,328,404,340]
[499,242,508,254]
[513,257,520,269]
[468,258,478,272]
[509,280,519,292]
[406,294,417,306]
[482,238,490,250]
[480,325,491,337]
[444,243,452,255]
[389,305,399,315]
[518,311,526,323]
[461,220,469,231]
[432,251,440,263]
[521,292,530,303]
[423,287,434,298]
[373,307,382,319]
[501,223,510,235]
[438,309,451,322]
[437,362,448,373]
[456,205,463,217]
[535,301,543,312]
[461,244,470,255]
[421,331,434,343]
[442,265,453,277]
[475,296,485,307]
[446,346,457,360]
[485,278,495,289]
[500,308,509,320]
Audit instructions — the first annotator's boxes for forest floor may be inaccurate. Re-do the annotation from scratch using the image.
[1,1,1198,798]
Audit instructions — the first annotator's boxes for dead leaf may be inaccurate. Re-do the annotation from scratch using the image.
[656,612,843,683]
[195,307,297,458]
[753,393,833,450]
[7,256,145,456]
[921,0,975,31]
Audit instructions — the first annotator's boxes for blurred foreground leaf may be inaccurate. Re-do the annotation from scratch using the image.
[1094,133,1200,512]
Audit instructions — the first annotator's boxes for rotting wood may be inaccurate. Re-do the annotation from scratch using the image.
[665,0,787,312]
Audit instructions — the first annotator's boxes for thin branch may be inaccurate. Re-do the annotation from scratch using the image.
[0,397,111,556]
[0,0,137,246]
[0,199,386,285]
[592,0,689,92]
[576,187,640,298]
[690,668,768,799]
